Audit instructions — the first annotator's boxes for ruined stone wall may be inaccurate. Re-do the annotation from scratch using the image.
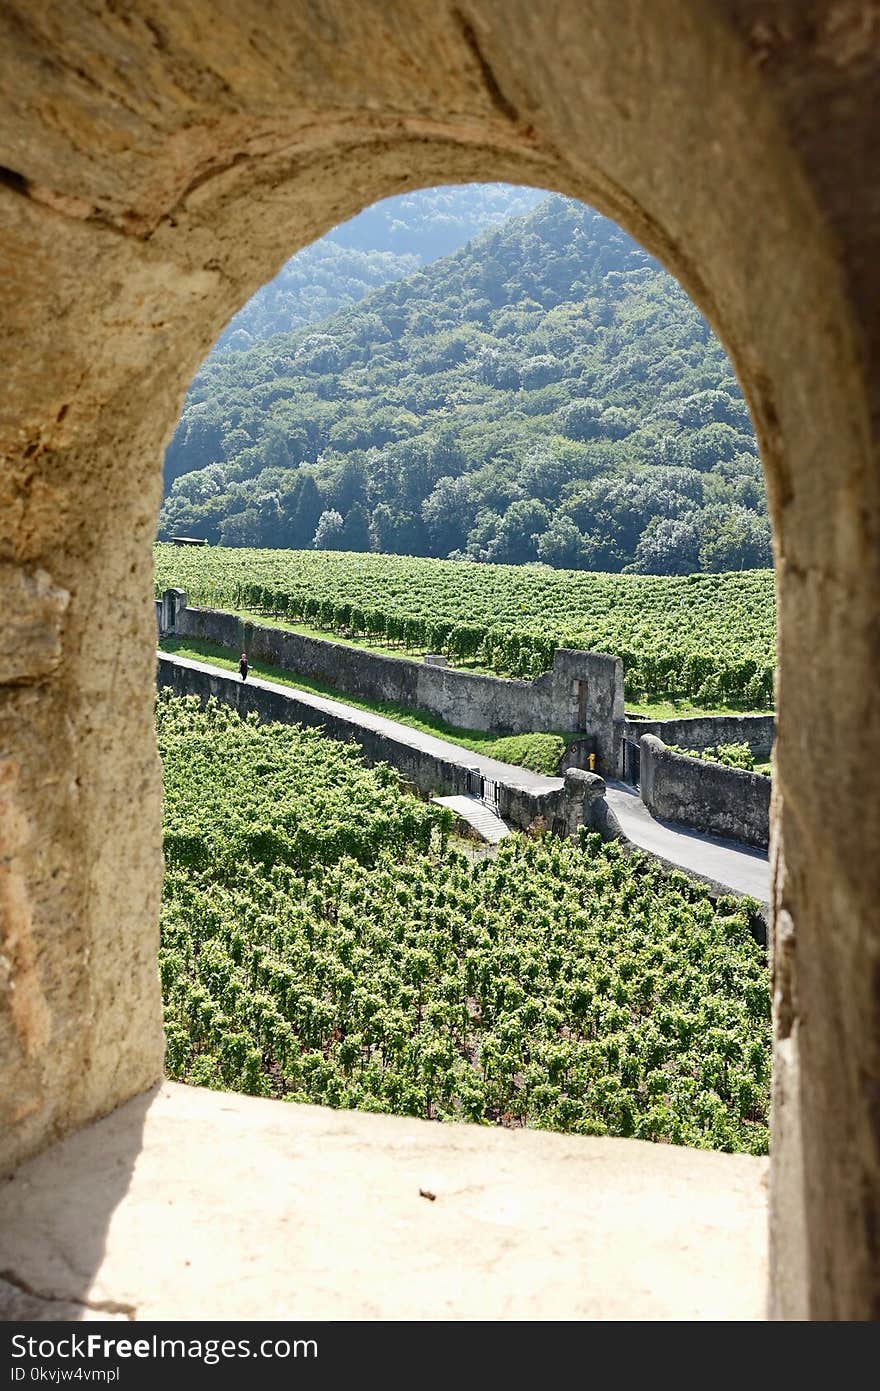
[499,767,607,839]
[171,600,624,772]
[639,734,771,850]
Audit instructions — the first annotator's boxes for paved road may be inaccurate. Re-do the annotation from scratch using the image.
[162,652,770,900]
[604,779,771,904]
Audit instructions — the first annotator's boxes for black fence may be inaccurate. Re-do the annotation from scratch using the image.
[465,767,499,811]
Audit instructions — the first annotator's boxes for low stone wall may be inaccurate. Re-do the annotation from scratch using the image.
[166,593,624,773]
[499,768,607,839]
[623,713,775,760]
[638,734,771,849]
[157,653,601,839]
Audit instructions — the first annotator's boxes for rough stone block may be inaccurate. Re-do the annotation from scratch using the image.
[0,566,69,685]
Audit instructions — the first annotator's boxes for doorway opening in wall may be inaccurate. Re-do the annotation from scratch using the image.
[155,183,774,1157]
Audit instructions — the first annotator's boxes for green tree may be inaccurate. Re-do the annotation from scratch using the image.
[628,516,702,575]
[342,502,372,552]
[369,504,425,555]
[488,499,550,565]
[536,515,585,568]
[313,509,345,550]
[218,508,262,547]
[279,471,323,548]
[559,398,604,441]
[257,493,285,547]
[421,476,475,556]
[698,509,772,571]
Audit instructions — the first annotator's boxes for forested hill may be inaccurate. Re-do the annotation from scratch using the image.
[215,242,419,353]
[326,183,546,261]
[162,195,770,574]
[214,184,544,353]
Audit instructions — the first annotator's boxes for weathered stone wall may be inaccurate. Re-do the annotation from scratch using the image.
[639,734,771,850]
[498,767,606,839]
[156,652,597,836]
[171,600,625,772]
[624,714,775,761]
[3,0,880,1321]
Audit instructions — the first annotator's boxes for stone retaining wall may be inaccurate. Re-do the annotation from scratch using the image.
[623,713,775,760]
[157,653,604,839]
[164,592,625,773]
[638,734,771,849]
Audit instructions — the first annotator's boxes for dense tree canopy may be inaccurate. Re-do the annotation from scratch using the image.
[161,192,769,574]
[327,183,546,262]
[213,184,545,353]
[215,243,418,353]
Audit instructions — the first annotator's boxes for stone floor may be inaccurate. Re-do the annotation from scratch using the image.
[0,1082,768,1321]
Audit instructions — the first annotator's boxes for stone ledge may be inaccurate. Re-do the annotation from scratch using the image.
[0,1082,767,1321]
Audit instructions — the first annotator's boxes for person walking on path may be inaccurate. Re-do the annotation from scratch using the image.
[239,651,248,682]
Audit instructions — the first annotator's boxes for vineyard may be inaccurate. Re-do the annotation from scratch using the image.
[155,544,776,707]
[158,692,771,1153]
[666,742,766,774]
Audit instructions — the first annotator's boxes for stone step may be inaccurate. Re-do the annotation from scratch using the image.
[433,793,511,844]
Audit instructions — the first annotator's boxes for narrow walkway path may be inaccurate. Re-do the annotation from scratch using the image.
[161,652,769,901]
[433,794,511,844]
[604,780,770,904]
[166,652,561,793]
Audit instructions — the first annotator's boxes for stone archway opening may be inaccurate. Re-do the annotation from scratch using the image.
[152,184,776,1146]
[2,1,878,1320]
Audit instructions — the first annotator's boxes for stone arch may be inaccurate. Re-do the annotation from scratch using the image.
[1,1,878,1319]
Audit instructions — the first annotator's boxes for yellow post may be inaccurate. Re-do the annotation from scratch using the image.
[588,752,596,772]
